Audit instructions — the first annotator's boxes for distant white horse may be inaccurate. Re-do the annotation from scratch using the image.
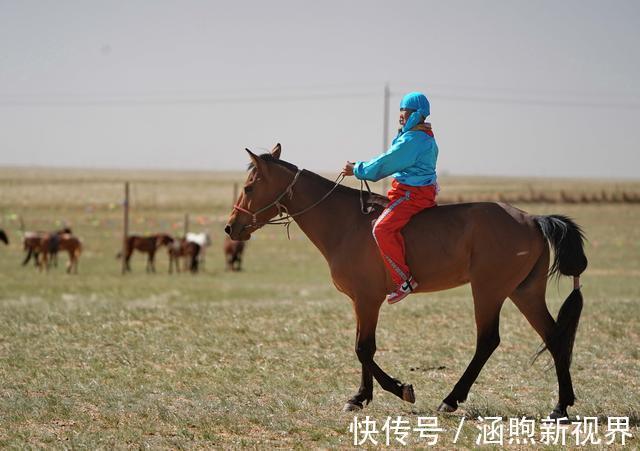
[185,232,212,269]
[185,232,211,247]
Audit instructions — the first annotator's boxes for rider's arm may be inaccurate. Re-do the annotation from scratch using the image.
[353,134,418,182]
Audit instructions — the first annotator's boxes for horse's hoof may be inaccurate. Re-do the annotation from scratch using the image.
[549,407,570,423]
[343,402,363,412]
[401,384,416,404]
[437,401,457,413]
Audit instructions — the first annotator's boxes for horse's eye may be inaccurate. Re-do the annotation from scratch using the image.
[244,186,253,194]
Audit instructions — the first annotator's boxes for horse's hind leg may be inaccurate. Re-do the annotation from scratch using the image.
[510,254,576,419]
[125,248,133,272]
[71,249,79,274]
[64,249,71,274]
[439,287,505,412]
[146,250,155,273]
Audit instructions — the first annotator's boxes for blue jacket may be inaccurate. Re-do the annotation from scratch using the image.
[353,128,438,186]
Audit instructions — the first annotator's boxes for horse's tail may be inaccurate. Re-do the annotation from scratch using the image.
[533,215,588,365]
[23,248,33,266]
[535,215,587,280]
[116,236,134,259]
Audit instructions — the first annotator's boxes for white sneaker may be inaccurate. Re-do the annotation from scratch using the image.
[387,277,418,304]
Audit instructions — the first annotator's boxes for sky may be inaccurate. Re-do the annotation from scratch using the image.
[1,0,639,178]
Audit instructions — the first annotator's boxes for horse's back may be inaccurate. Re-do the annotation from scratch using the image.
[129,234,155,251]
[407,201,537,236]
[403,201,544,292]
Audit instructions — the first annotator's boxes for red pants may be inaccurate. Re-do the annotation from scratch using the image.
[372,180,437,286]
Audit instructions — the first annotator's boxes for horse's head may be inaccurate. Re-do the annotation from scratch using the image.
[156,234,174,247]
[225,143,294,241]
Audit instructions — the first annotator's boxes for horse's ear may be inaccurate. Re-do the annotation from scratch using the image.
[271,143,281,160]
[245,148,268,176]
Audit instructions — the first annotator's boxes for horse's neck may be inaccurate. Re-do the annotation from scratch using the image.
[283,171,364,259]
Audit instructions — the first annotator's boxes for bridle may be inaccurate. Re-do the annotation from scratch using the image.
[233,169,305,228]
[233,167,354,238]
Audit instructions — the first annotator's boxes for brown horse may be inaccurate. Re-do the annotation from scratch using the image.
[225,144,587,419]
[41,233,82,274]
[23,232,48,268]
[223,236,246,271]
[168,238,201,274]
[22,228,72,267]
[121,234,174,273]
[0,229,8,245]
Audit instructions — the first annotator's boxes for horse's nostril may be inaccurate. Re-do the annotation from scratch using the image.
[224,225,232,236]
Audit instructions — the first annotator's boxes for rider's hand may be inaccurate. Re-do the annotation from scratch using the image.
[342,161,355,176]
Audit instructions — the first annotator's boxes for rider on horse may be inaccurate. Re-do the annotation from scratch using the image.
[342,91,439,304]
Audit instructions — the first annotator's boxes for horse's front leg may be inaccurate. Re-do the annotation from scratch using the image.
[344,334,374,412]
[344,299,415,411]
[42,252,49,272]
[169,254,175,274]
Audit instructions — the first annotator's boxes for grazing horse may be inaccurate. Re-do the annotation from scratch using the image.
[41,233,82,274]
[168,239,201,274]
[225,144,587,419]
[121,234,174,273]
[0,229,8,245]
[223,236,245,271]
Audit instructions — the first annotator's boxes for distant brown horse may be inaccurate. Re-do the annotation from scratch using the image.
[41,233,82,274]
[23,232,48,267]
[0,229,8,245]
[168,238,201,274]
[22,228,72,267]
[225,144,587,419]
[121,234,174,273]
[224,236,245,271]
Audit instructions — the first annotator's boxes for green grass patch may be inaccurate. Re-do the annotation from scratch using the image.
[0,169,638,447]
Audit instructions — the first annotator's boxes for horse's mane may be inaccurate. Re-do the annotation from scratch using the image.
[254,153,388,205]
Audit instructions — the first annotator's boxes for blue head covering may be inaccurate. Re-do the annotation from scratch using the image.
[400,92,430,132]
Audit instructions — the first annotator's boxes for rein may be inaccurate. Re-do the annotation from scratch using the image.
[360,179,374,214]
[233,169,348,239]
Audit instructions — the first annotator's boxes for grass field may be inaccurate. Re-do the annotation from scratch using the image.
[0,168,639,448]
